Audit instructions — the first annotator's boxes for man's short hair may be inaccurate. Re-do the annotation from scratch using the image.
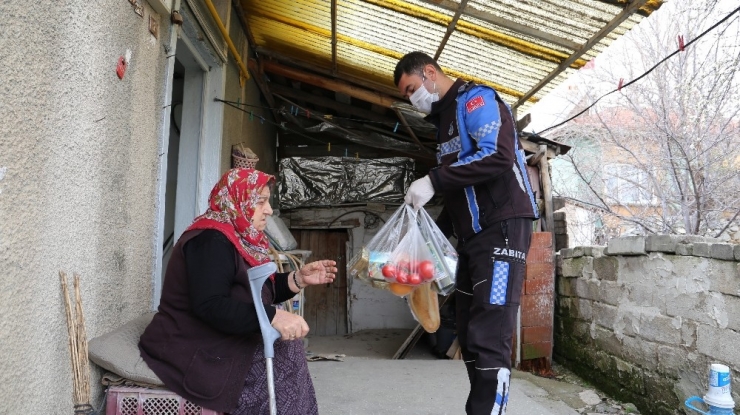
[393,52,443,86]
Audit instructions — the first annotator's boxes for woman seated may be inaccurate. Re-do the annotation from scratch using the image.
[139,168,337,415]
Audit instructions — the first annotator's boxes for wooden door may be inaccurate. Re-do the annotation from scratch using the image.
[290,229,348,335]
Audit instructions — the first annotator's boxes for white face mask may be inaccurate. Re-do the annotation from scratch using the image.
[409,75,439,114]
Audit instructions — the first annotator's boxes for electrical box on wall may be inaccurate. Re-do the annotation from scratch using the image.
[146,0,171,16]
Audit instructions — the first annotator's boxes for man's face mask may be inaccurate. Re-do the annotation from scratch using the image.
[409,73,439,114]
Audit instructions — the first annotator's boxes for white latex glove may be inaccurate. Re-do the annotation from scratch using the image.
[405,175,435,210]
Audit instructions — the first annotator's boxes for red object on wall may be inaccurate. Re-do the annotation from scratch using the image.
[116,56,127,79]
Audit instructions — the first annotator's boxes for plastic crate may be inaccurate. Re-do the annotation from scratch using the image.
[105,386,223,415]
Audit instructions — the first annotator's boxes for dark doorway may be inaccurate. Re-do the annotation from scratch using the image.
[290,229,349,335]
[160,58,184,284]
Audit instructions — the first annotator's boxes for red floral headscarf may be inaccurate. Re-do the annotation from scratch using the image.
[186,168,275,267]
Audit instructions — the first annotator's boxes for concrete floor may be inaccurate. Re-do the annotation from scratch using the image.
[305,329,599,415]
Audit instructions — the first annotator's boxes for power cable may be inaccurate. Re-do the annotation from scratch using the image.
[537,6,740,135]
[216,98,328,145]
[215,97,405,129]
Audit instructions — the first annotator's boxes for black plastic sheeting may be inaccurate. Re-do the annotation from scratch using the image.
[278,157,414,209]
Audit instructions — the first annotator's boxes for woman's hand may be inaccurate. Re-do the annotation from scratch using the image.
[297,260,338,287]
[271,309,309,341]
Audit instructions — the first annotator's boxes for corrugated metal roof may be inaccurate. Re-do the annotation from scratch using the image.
[239,0,662,114]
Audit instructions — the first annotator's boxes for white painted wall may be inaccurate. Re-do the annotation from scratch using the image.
[0,1,283,412]
[0,2,169,412]
[346,216,419,332]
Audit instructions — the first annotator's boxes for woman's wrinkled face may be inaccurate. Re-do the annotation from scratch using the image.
[250,186,273,231]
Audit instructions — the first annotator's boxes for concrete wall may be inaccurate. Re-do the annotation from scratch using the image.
[555,235,740,415]
[0,1,276,412]
[283,205,445,332]
[0,1,170,412]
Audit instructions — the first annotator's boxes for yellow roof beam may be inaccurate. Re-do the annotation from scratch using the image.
[248,8,536,102]
[363,0,587,68]
[250,8,396,62]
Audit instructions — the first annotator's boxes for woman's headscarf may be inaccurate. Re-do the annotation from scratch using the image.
[186,168,275,267]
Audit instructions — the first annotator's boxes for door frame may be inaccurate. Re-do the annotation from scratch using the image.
[151,16,225,308]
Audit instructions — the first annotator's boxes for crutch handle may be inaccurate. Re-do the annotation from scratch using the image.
[247,262,282,359]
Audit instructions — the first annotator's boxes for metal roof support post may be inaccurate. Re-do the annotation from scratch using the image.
[365,0,585,67]
[392,108,435,155]
[232,0,257,46]
[513,0,651,109]
[433,0,469,60]
[414,0,581,51]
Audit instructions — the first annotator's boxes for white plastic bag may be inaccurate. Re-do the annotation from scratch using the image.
[347,204,410,288]
[417,208,458,295]
[348,205,434,296]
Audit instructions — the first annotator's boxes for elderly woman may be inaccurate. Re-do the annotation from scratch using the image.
[139,168,337,415]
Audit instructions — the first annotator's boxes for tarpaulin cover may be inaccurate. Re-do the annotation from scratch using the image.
[278,156,414,209]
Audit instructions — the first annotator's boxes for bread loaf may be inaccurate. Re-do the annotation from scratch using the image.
[408,283,440,333]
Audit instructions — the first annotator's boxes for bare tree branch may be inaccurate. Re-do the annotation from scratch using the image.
[543,1,740,242]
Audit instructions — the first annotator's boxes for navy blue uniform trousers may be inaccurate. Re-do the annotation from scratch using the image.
[455,218,532,415]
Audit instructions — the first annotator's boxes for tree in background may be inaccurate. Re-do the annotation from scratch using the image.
[543,0,740,242]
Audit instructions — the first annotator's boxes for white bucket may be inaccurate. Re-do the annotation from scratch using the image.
[704,364,735,409]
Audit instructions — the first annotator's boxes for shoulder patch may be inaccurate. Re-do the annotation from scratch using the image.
[466,95,485,113]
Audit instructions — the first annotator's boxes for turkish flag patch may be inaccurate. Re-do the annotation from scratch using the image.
[466,95,485,113]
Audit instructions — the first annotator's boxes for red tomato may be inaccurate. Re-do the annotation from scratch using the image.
[381,263,396,279]
[418,260,435,280]
[408,272,422,285]
[396,270,409,284]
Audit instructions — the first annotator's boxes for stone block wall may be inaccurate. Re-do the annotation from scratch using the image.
[555,235,740,415]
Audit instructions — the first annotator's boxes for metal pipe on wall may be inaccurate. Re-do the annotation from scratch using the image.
[202,0,250,84]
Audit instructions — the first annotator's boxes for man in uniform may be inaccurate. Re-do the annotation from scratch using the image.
[394,52,538,415]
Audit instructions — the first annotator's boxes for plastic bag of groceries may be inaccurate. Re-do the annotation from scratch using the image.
[381,206,439,296]
[348,204,430,296]
[347,204,414,291]
[417,208,458,296]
